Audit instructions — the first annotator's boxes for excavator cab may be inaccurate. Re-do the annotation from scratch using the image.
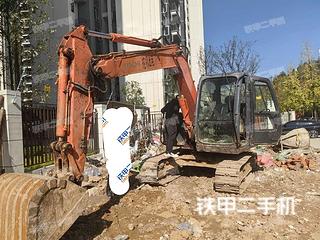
[195,73,282,154]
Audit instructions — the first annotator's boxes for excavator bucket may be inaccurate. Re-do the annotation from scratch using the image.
[0,173,88,240]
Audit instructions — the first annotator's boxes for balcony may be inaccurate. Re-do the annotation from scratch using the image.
[163,25,170,37]
[171,32,181,43]
[171,25,181,43]
[170,9,181,23]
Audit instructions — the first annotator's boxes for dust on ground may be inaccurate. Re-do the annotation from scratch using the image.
[62,151,320,240]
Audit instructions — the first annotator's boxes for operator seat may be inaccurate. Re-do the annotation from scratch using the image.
[220,95,234,118]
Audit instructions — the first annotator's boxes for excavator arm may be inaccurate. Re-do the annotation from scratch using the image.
[51,25,197,182]
[92,45,196,128]
[51,26,94,182]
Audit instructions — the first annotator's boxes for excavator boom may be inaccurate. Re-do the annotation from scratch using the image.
[92,45,196,126]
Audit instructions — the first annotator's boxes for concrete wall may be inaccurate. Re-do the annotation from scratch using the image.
[186,0,204,87]
[281,111,296,124]
[116,0,165,112]
[0,90,24,173]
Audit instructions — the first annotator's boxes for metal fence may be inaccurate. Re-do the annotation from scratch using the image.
[148,112,163,132]
[22,104,56,167]
[22,104,99,168]
[21,102,160,168]
[88,112,100,154]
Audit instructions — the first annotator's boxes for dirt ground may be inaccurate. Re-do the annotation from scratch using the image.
[61,149,320,240]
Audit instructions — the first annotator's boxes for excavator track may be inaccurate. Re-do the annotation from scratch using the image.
[0,173,88,240]
[136,154,180,186]
[137,152,256,194]
[214,154,255,194]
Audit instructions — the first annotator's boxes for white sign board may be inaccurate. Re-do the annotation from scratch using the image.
[102,107,133,195]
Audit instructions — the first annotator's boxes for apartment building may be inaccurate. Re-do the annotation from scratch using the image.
[33,0,75,103]
[115,0,164,110]
[116,0,204,111]
[20,0,203,109]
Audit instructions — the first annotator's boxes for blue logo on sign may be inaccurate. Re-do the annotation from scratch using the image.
[117,163,132,182]
[102,117,108,128]
[117,126,131,145]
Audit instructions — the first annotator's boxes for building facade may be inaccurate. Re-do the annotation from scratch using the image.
[74,0,121,102]
[32,0,121,104]
[25,0,204,110]
[32,0,75,104]
[186,0,205,87]
[115,0,164,111]
[116,0,204,111]
[0,18,4,91]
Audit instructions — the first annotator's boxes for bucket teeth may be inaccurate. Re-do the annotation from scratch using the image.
[0,173,88,240]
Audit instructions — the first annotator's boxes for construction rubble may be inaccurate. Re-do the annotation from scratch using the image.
[58,128,320,240]
[66,132,165,216]
[255,147,320,170]
[255,129,320,171]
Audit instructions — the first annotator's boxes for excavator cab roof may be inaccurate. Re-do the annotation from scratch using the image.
[199,72,273,83]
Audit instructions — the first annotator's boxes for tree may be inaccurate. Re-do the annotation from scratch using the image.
[0,0,23,89]
[122,81,146,106]
[298,44,320,119]
[273,67,306,112]
[273,43,320,119]
[163,73,179,104]
[0,0,48,100]
[198,36,260,75]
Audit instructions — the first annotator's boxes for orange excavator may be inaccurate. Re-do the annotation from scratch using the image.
[0,25,281,240]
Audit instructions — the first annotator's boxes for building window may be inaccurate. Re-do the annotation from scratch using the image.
[163,25,170,36]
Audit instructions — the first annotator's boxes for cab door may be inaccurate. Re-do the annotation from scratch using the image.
[251,78,282,144]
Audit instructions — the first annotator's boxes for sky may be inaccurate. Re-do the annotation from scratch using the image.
[203,0,320,77]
